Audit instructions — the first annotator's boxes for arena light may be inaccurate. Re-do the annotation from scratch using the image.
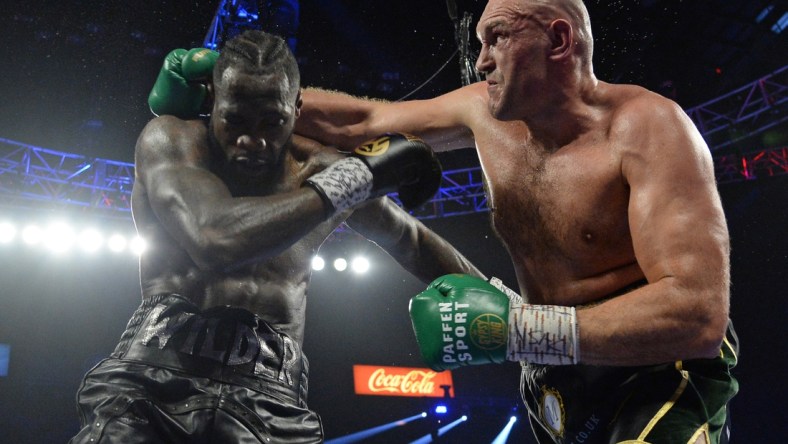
[0,344,9,377]
[325,411,427,444]
[434,405,448,415]
[410,415,468,444]
[350,256,370,274]
[333,257,347,271]
[311,256,325,271]
[107,234,127,253]
[78,228,104,253]
[0,222,15,243]
[129,235,147,256]
[22,224,43,245]
[491,416,518,444]
[44,221,76,253]
[772,11,788,34]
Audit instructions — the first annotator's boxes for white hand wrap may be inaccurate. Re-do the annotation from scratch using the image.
[489,276,524,304]
[488,276,579,365]
[306,157,374,215]
[507,304,579,365]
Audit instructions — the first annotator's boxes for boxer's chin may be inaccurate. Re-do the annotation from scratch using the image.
[489,102,515,121]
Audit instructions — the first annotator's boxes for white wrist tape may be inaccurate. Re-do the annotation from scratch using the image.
[306,157,373,215]
[507,304,579,365]
[488,276,524,304]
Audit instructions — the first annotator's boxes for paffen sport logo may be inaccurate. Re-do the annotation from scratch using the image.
[354,136,390,157]
[469,313,507,350]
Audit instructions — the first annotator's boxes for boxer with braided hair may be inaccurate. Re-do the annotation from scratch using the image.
[70,30,482,444]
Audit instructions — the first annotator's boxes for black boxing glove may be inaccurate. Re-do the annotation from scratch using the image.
[305,133,442,216]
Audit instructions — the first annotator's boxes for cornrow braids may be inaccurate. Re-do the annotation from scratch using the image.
[214,30,300,97]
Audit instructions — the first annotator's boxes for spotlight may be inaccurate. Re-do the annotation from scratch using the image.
[78,228,103,253]
[22,225,43,245]
[0,222,16,243]
[325,411,427,444]
[311,256,325,271]
[435,405,448,415]
[107,234,127,252]
[491,415,517,444]
[333,257,347,271]
[129,236,147,256]
[350,256,369,273]
[44,221,75,252]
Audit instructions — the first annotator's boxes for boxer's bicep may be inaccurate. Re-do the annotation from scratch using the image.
[135,118,234,263]
[624,101,728,294]
[621,99,730,350]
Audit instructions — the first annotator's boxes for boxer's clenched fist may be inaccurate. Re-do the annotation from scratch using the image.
[305,133,442,215]
[148,48,218,118]
[409,274,580,371]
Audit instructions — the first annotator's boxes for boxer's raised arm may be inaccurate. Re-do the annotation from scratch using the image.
[297,84,484,152]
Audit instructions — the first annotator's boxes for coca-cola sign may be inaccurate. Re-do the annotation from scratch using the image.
[353,365,454,398]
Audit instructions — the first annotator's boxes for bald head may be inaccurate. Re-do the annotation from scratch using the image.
[484,0,594,66]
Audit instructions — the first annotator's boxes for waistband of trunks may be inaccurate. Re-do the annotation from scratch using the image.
[110,294,309,405]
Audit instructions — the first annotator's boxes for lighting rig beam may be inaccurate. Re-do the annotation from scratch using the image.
[1,67,786,219]
[324,412,427,444]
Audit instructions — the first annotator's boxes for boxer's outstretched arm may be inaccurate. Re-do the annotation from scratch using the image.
[577,95,731,366]
[344,198,484,284]
[297,84,484,152]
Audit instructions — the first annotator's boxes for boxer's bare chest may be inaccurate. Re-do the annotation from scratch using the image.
[476,128,636,299]
[137,146,339,342]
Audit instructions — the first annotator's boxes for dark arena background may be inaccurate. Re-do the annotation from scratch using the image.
[0,1,786,442]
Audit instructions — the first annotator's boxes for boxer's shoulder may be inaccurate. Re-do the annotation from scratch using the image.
[136,116,209,163]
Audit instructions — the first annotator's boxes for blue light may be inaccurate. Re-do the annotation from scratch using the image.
[772,12,788,34]
[756,5,774,24]
[435,405,448,414]
[491,416,518,444]
[0,344,9,377]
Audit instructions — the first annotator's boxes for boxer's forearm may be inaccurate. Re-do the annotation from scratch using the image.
[403,224,485,283]
[297,88,383,149]
[297,87,475,152]
[576,279,729,366]
[345,198,484,283]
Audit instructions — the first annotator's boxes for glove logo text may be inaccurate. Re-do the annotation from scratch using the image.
[439,301,473,365]
[470,313,506,350]
[355,136,390,157]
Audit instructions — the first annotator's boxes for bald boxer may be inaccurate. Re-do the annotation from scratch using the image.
[295,1,739,443]
[69,30,483,444]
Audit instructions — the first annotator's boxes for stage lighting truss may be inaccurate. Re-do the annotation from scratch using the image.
[1,67,785,221]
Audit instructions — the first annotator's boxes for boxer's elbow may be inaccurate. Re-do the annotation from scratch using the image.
[685,301,729,360]
[185,229,236,271]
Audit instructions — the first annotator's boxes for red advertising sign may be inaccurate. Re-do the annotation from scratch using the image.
[353,365,454,398]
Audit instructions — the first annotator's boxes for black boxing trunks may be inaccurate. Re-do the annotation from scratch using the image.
[520,317,739,444]
[69,294,323,444]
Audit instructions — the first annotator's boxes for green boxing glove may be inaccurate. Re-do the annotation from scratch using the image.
[148,47,219,118]
[409,274,579,371]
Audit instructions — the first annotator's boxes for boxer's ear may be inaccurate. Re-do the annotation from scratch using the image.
[547,19,573,61]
